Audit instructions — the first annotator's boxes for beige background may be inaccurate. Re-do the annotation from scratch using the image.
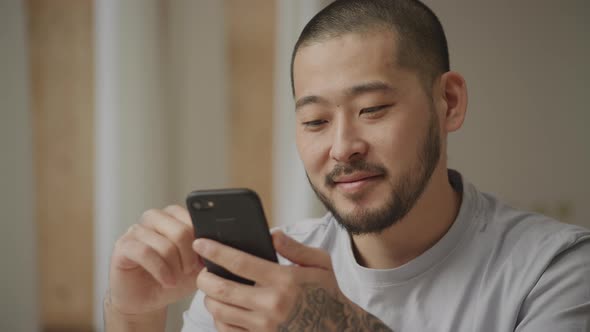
[425,0,590,227]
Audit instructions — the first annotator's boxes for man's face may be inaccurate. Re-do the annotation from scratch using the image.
[292,31,442,235]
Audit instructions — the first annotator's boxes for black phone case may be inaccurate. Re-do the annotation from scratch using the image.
[186,188,278,285]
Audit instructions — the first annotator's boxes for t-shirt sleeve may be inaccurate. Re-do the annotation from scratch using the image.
[181,290,216,332]
[515,237,590,332]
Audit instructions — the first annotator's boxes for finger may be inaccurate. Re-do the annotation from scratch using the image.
[116,237,176,288]
[111,226,142,269]
[163,204,192,226]
[197,269,262,310]
[128,224,184,278]
[141,208,199,274]
[161,205,203,272]
[272,231,332,269]
[193,238,280,285]
[205,296,255,331]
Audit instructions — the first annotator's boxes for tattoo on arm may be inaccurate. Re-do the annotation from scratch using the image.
[278,283,393,332]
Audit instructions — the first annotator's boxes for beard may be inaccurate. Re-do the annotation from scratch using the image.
[308,106,441,236]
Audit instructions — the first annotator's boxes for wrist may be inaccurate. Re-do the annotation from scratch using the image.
[104,293,167,331]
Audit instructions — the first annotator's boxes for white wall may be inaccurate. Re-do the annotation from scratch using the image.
[0,1,39,331]
[424,0,590,227]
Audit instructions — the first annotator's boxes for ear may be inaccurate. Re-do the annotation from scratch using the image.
[436,71,468,133]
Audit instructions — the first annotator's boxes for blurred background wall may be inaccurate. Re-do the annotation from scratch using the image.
[0,1,38,331]
[426,0,590,226]
[1,0,588,331]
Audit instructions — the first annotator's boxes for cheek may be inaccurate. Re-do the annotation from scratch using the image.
[296,132,329,176]
[369,113,425,166]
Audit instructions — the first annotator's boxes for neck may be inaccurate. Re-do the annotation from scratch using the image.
[351,166,461,269]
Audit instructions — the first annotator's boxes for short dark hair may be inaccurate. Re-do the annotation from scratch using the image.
[290,0,450,96]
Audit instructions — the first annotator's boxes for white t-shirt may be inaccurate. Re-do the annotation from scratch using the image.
[182,172,590,331]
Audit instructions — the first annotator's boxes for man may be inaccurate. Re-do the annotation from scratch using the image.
[105,0,590,331]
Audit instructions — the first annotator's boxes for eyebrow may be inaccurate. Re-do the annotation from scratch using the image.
[295,81,396,111]
[347,81,395,96]
[295,95,328,111]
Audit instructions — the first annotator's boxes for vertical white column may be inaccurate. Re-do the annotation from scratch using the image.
[94,0,120,330]
[95,0,169,329]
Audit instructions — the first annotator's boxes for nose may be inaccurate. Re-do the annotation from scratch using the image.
[329,117,369,162]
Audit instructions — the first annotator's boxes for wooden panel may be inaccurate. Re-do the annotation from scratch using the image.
[27,0,95,330]
[225,0,276,225]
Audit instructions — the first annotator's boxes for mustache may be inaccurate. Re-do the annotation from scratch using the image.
[325,159,387,187]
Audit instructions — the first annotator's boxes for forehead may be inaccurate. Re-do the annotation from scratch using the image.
[293,31,405,99]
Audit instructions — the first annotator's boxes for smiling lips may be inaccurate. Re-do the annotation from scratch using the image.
[332,172,383,193]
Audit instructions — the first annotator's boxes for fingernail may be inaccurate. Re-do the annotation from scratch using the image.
[125,225,135,234]
[274,231,286,246]
[193,239,207,254]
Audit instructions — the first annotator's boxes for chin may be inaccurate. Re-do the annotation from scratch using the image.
[332,203,398,236]
[338,181,387,204]
[336,191,389,215]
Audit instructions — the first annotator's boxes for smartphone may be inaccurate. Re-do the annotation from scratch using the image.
[186,188,278,285]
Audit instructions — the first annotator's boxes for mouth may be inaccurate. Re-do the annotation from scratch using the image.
[332,173,383,194]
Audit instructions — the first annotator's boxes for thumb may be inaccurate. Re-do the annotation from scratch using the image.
[272,230,332,270]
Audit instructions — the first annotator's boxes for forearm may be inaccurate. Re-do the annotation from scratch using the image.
[104,297,167,332]
[278,283,393,332]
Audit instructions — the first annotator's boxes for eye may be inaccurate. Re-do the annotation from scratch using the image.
[301,119,328,129]
[359,104,391,116]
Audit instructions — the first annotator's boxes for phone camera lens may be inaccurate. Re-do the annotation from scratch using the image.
[192,201,202,210]
[192,200,214,210]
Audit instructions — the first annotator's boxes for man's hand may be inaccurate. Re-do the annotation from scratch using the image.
[106,205,204,330]
[194,230,392,332]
